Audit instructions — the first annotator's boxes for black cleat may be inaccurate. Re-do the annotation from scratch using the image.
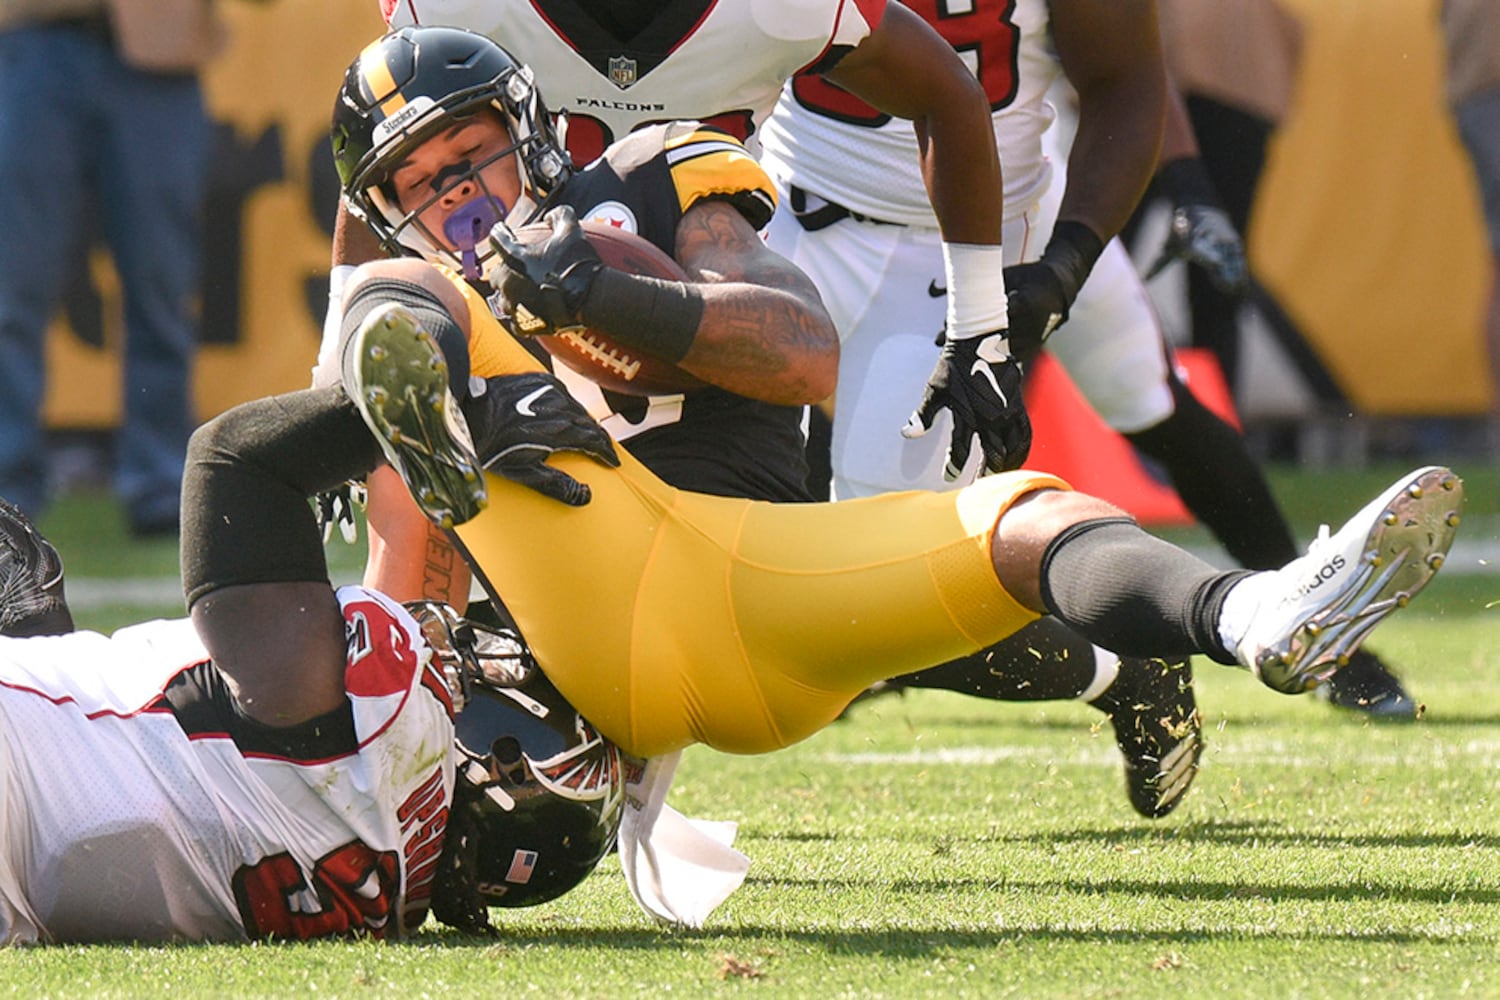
[0,497,73,636]
[1318,648,1418,720]
[1092,657,1202,819]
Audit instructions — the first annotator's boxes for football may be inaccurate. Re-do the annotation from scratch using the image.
[510,220,707,397]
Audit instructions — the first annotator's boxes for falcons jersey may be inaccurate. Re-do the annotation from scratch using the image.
[0,587,455,944]
[477,122,814,501]
[759,0,1060,227]
[381,0,886,163]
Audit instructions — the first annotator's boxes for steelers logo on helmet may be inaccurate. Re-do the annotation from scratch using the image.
[331,25,573,278]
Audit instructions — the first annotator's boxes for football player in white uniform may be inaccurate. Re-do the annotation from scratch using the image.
[0,389,626,942]
[757,0,1415,717]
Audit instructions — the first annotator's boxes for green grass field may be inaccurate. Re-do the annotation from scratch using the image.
[4,461,1497,998]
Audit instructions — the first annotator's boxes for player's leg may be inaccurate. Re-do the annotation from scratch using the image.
[893,618,1200,818]
[336,264,485,530]
[1054,240,1417,717]
[344,313,1461,754]
[999,468,1462,694]
[1047,237,1292,566]
[98,63,210,536]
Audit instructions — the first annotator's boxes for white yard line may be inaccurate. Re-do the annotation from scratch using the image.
[61,537,1499,612]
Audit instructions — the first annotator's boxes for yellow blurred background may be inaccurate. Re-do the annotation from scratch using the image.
[39,0,1493,429]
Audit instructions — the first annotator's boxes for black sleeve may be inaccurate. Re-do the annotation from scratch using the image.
[180,387,383,608]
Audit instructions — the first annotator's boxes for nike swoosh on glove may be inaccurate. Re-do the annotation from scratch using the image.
[462,372,620,506]
[903,331,1031,478]
[1144,203,1249,296]
[488,204,604,337]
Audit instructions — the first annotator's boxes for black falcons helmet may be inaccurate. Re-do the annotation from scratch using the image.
[410,602,623,930]
[330,25,571,278]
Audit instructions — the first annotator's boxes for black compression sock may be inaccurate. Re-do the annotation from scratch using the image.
[894,617,1104,701]
[1125,374,1297,568]
[1039,517,1251,666]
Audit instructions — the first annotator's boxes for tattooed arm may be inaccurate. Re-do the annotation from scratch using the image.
[667,199,839,405]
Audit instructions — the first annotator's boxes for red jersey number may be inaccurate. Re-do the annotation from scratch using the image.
[234,842,401,940]
[790,0,1020,125]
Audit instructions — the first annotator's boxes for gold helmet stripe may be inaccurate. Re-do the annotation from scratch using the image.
[357,41,406,118]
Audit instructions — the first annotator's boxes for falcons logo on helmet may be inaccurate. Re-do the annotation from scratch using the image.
[529,716,624,813]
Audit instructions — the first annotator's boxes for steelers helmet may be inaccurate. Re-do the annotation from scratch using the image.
[331,25,571,279]
[409,602,624,933]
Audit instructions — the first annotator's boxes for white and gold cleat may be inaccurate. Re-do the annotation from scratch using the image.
[1235,466,1463,694]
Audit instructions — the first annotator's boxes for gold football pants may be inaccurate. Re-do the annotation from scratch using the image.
[459,275,1070,757]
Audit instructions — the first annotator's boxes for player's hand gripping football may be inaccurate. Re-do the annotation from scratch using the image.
[1143,202,1249,296]
[462,372,620,506]
[903,331,1031,479]
[488,204,604,337]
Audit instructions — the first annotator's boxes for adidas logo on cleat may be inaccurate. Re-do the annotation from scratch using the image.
[1285,554,1347,604]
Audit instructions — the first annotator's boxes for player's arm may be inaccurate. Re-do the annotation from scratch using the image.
[1050,0,1167,242]
[665,198,838,404]
[995,0,1166,367]
[1141,78,1250,294]
[820,1,1003,248]
[491,202,839,406]
[182,388,389,726]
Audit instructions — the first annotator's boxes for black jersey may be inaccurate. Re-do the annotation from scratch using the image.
[529,123,813,502]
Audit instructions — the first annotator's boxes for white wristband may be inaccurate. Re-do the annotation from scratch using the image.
[311,264,359,389]
[941,242,1008,341]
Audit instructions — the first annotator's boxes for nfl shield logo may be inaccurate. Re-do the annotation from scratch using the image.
[608,55,637,89]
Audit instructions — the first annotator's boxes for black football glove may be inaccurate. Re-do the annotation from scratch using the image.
[1143,157,1249,297]
[1002,261,1072,365]
[461,372,620,506]
[903,331,1031,478]
[1001,220,1103,364]
[1143,202,1250,296]
[488,204,604,337]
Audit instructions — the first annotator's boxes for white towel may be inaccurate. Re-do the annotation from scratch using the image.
[616,751,750,928]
